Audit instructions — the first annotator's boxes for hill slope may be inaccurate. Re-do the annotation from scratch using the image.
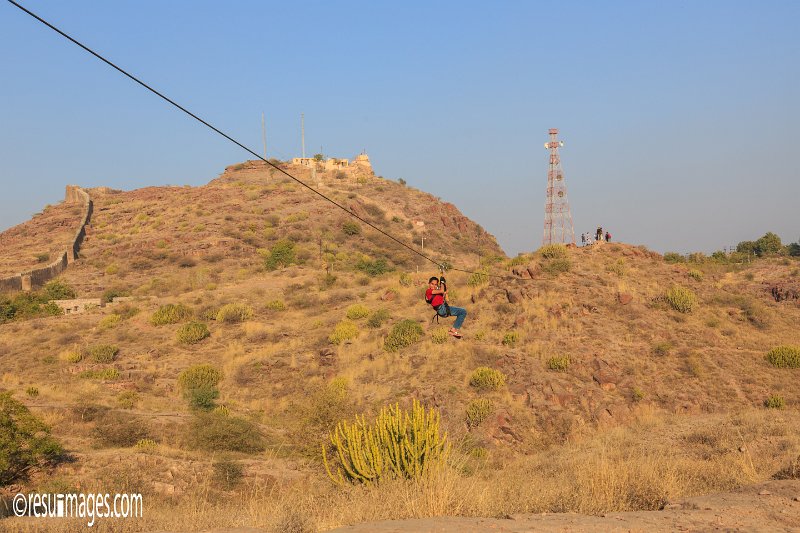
[1,163,799,532]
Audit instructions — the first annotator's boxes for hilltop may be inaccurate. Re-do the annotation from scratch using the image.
[1,162,799,532]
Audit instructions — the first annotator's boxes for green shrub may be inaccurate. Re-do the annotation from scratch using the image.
[25,387,39,398]
[539,244,567,259]
[102,288,131,304]
[263,239,296,270]
[665,285,697,313]
[384,319,423,352]
[177,322,210,344]
[542,257,571,275]
[398,272,413,287]
[179,364,223,411]
[179,364,223,392]
[355,257,393,276]
[467,269,489,287]
[688,269,704,281]
[98,314,121,330]
[473,330,486,341]
[187,413,265,453]
[265,299,285,311]
[632,387,645,402]
[322,399,448,485]
[42,280,77,300]
[329,320,359,345]
[366,309,390,329]
[117,391,138,409]
[341,221,361,236]
[502,331,519,346]
[765,346,800,368]
[78,368,120,380]
[469,367,506,392]
[88,344,119,363]
[150,303,192,325]
[0,392,64,486]
[430,327,449,344]
[216,303,253,323]
[135,439,157,452]
[546,355,571,371]
[764,395,785,409]
[663,252,685,264]
[346,304,370,320]
[465,399,493,428]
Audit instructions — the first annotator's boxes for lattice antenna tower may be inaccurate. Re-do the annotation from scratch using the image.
[542,128,575,246]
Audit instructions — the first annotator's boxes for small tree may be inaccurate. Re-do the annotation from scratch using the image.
[263,239,296,270]
[313,153,324,162]
[1,392,64,486]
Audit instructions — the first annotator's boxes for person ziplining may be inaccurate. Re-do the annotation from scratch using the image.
[425,275,467,339]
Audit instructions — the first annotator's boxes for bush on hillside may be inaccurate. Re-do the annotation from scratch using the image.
[764,395,785,409]
[341,221,361,236]
[329,320,359,345]
[539,244,567,259]
[265,299,286,311]
[179,364,223,392]
[663,252,685,263]
[42,280,77,300]
[465,398,493,428]
[263,239,296,270]
[88,344,119,363]
[0,392,64,486]
[765,345,800,368]
[0,292,62,324]
[216,303,254,323]
[187,413,265,453]
[688,269,704,281]
[541,257,571,275]
[469,367,506,392]
[355,257,393,276]
[150,303,192,325]
[345,304,370,320]
[502,331,519,346]
[384,319,423,352]
[177,322,210,344]
[547,355,571,371]
[366,309,390,329]
[665,285,696,313]
[467,268,489,287]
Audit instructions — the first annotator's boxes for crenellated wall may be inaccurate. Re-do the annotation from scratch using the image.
[0,185,93,293]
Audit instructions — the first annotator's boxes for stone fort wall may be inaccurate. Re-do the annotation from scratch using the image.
[0,185,93,293]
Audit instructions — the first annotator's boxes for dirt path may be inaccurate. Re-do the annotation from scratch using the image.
[327,479,800,533]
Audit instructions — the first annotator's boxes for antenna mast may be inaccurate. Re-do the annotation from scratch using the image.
[542,128,575,246]
[301,113,305,158]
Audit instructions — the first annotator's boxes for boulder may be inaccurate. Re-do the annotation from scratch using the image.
[318,348,336,366]
[618,293,633,305]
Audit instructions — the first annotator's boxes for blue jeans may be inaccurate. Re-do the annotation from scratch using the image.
[439,305,467,330]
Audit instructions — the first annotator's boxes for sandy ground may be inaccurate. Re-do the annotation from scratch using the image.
[325,479,800,533]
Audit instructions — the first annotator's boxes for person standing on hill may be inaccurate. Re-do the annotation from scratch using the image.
[605,231,611,242]
[596,227,603,242]
[425,276,467,339]
[581,233,587,246]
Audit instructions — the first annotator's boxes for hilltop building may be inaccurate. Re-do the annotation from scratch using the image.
[290,152,373,176]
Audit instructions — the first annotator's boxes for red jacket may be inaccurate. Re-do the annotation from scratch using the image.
[425,288,444,308]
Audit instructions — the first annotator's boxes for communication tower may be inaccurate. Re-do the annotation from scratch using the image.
[542,128,575,246]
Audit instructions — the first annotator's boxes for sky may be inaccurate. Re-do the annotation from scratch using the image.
[1,0,798,256]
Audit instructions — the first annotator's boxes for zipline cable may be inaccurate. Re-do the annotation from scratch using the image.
[6,0,524,281]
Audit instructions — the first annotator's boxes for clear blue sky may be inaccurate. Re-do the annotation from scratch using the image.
[1,0,798,256]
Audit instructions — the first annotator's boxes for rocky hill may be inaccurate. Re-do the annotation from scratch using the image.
[1,162,799,532]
